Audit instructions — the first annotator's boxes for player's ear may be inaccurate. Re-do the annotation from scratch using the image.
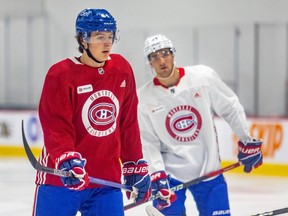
[77,35,87,49]
[81,41,88,49]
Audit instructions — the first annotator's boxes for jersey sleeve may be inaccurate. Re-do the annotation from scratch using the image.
[137,102,166,174]
[207,67,251,141]
[38,67,76,162]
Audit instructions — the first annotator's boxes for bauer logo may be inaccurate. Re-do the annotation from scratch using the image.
[233,122,284,158]
[77,84,93,94]
[212,210,230,215]
[122,166,148,174]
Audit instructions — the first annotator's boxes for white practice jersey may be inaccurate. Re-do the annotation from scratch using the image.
[137,65,251,182]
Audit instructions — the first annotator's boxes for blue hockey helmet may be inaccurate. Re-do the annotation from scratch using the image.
[76,8,118,42]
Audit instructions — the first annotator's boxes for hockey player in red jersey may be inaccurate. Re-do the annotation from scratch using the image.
[33,8,151,216]
[137,34,263,216]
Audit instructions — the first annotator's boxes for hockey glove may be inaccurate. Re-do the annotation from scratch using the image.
[151,171,177,210]
[56,151,89,190]
[238,139,263,173]
[123,159,152,203]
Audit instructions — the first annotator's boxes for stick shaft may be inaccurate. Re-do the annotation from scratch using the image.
[251,207,288,216]
[124,161,241,210]
[21,120,133,191]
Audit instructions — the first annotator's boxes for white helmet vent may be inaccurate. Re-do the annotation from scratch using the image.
[143,34,175,58]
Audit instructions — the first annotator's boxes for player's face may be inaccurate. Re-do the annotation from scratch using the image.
[149,48,174,79]
[87,32,114,61]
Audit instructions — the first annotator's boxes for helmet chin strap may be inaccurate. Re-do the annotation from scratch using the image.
[82,44,105,64]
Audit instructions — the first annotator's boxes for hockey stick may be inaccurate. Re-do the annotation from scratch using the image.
[251,207,288,216]
[146,205,164,216]
[21,120,133,191]
[124,161,241,210]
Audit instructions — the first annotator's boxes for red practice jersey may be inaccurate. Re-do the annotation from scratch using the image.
[36,54,143,187]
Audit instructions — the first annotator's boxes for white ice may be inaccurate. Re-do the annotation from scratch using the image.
[0,158,287,216]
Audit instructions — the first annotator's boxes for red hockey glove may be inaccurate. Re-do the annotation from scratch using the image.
[151,171,177,210]
[123,159,152,203]
[238,139,263,173]
[56,151,90,190]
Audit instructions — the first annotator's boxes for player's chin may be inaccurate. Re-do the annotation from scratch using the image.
[101,52,110,61]
[160,72,172,78]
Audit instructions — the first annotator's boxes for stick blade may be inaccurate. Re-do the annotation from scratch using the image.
[145,205,164,216]
[21,120,38,168]
[21,120,58,175]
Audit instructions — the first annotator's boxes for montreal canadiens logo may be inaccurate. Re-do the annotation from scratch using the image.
[89,103,116,125]
[82,90,119,137]
[165,105,202,142]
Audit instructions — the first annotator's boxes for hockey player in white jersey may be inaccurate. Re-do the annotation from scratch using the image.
[137,34,263,216]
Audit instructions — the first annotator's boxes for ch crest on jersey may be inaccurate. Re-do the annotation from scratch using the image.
[89,103,116,125]
[165,105,202,142]
[172,114,196,133]
[82,90,119,137]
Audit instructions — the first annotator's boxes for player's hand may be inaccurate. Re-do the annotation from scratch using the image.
[56,151,90,190]
[151,171,177,210]
[238,139,263,173]
[123,159,151,203]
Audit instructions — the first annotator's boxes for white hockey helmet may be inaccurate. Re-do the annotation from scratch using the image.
[143,34,175,59]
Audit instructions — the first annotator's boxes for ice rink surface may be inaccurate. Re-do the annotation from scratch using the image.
[1,158,287,216]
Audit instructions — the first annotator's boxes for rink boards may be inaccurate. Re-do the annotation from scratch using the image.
[0,110,287,177]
